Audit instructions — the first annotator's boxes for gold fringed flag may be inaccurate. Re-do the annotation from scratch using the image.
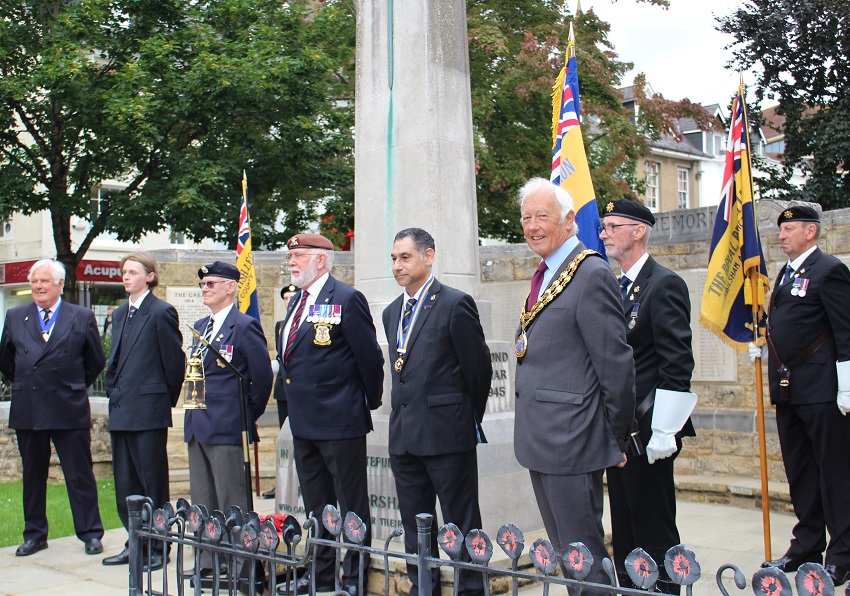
[700,85,770,348]
[236,171,260,321]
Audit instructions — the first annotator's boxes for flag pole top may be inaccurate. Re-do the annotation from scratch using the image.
[568,22,576,58]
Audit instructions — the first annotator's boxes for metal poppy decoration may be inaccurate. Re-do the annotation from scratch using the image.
[664,544,701,586]
[188,504,208,533]
[224,505,243,531]
[162,502,175,522]
[530,538,558,576]
[625,547,660,591]
[280,515,301,547]
[259,518,280,551]
[496,524,525,560]
[344,512,367,545]
[322,505,342,535]
[795,563,834,596]
[204,515,223,544]
[561,542,594,581]
[465,530,493,566]
[751,566,792,596]
[241,524,260,553]
[175,498,191,521]
[151,508,170,535]
[438,523,464,560]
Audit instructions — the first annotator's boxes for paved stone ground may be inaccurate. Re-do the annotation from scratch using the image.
[0,494,799,595]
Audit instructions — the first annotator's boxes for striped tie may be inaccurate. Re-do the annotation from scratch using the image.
[402,298,416,335]
[284,291,308,363]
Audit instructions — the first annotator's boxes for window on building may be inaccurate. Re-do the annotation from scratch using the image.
[645,162,659,210]
[764,139,785,154]
[91,186,121,222]
[0,219,12,240]
[677,168,689,209]
[170,230,186,245]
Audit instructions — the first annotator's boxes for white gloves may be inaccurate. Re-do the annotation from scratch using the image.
[748,342,765,362]
[271,358,280,376]
[647,389,698,464]
[837,361,850,416]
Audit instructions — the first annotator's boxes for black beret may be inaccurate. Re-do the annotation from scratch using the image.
[198,261,240,282]
[287,233,334,250]
[603,199,655,227]
[777,205,820,226]
[280,284,297,299]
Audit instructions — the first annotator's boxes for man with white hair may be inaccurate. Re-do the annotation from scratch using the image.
[513,178,635,591]
[0,259,106,557]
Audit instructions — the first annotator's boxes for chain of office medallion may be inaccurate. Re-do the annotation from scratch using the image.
[519,249,600,328]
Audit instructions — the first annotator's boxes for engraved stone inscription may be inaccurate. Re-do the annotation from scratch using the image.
[680,270,737,382]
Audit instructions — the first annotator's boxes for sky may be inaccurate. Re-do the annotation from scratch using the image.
[584,0,760,111]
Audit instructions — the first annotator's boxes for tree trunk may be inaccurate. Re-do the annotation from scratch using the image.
[51,210,80,305]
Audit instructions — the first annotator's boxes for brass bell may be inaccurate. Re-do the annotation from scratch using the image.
[182,352,206,409]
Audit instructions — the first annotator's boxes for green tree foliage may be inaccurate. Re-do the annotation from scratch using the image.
[0,0,354,296]
[468,0,712,241]
[718,0,850,208]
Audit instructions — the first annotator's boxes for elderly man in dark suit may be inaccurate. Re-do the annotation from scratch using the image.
[513,178,635,591]
[381,227,492,596]
[0,259,106,557]
[600,200,697,593]
[101,253,185,569]
[278,233,384,596]
[184,261,273,573]
[758,206,850,586]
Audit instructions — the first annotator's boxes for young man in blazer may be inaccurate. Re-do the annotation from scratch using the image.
[600,200,696,593]
[513,178,635,592]
[102,253,185,569]
[382,227,492,596]
[0,259,106,557]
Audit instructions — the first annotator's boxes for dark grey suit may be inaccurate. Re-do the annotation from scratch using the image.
[382,279,492,596]
[514,241,635,588]
[104,293,185,530]
[0,301,106,543]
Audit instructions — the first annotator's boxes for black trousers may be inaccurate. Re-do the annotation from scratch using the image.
[293,435,371,586]
[607,440,683,595]
[777,402,850,568]
[16,428,104,542]
[111,429,170,531]
[391,449,485,596]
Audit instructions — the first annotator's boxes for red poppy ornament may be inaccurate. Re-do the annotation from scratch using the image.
[530,538,558,576]
[795,563,834,596]
[664,544,701,586]
[438,523,464,560]
[465,529,493,566]
[562,542,594,581]
[322,504,343,535]
[496,524,525,560]
[344,511,367,544]
[751,566,792,596]
[625,547,660,591]
[259,518,280,551]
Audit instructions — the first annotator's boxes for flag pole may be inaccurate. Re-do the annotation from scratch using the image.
[739,78,772,559]
[242,170,262,498]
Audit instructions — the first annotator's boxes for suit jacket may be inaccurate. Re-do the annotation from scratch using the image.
[184,307,273,444]
[104,294,185,431]
[278,276,384,441]
[767,248,850,405]
[381,279,492,457]
[514,242,635,475]
[623,256,696,442]
[0,301,106,430]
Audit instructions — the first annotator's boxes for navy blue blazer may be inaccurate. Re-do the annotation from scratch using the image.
[184,306,273,445]
[0,301,105,430]
[278,276,384,441]
[104,294,185,431]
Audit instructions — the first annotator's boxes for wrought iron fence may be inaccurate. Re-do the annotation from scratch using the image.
[126,494,838,596]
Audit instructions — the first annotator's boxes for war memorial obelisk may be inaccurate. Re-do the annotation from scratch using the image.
[276,0,540,539]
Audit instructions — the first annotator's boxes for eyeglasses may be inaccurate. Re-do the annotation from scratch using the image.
[198,280,230,289]
[598,223,640,235]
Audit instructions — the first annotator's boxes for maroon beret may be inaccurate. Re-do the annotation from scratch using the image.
[287,233,334,250]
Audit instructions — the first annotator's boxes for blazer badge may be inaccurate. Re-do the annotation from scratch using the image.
[313,323,332,346]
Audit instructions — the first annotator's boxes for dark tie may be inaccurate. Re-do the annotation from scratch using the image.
[128,305,137,320]
[196,316,214,356]
[284,291,308,363]
[782,264,794,285]
[42,309,51,324]
[402,298,417,335]
[620,275,631,300]
[526,261,548,311]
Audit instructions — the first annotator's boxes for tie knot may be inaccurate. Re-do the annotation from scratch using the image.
[536,261,548,274]
[405,298,417,310]
[620,275,630,288]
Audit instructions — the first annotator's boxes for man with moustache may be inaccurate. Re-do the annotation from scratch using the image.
[277,233,384,596]
[0,259,106,557]
[757,206,850,586]
[513,178,634,591]
[184,261,273,575]
[382,227,491,596]
[102,253,185,570]
[599,200,696,593]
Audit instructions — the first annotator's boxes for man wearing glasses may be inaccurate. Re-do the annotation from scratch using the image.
[277,234,383,596]
[184,261,273,577]
[600,199,696,594]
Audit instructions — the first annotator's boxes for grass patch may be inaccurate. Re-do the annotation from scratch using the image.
[0,479,123,548]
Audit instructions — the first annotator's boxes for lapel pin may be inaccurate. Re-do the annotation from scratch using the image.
[633,286,640,293]
[430,295,436,301]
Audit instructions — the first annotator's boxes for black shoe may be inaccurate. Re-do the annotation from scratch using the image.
[761,555,821,572]
[16,538,47,557]
[825,564,850,586]
[102,547,130,565]
[261,487,276,499]
[143,552,170,572]
[278,576,335,595]
[84,538,103,555]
